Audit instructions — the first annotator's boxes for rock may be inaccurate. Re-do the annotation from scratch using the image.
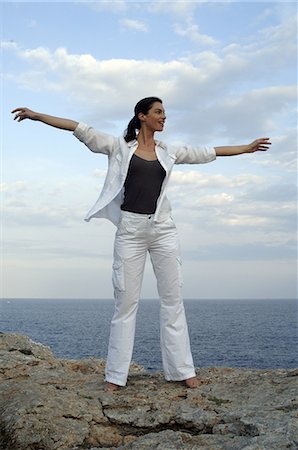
[0,333,297,450]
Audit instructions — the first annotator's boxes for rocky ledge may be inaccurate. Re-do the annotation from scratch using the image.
[0,333,297,450]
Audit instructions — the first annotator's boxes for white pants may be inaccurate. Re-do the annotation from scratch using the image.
[105,211,196,386]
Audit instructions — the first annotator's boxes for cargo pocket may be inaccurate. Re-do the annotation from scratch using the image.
[112,260,125,292]
[176,256,183,287]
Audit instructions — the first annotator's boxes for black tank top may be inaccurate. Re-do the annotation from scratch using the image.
[121,154,166,214]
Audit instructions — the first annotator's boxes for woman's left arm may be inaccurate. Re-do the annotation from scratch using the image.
[215,138,271,156]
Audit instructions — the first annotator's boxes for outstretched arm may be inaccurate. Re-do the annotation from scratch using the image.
[215,138,271,156]
[11,107,79,132]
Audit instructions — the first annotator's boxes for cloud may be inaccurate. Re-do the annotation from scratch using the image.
[85,0,202,19]
[4,236,106,260]
[93,169,107,179]
[3,40,295,141]
[183,240,297,262]
[120,18,148,32]
[185,85,297,142]
[85,1,127,13]
[166,167,297,252]
[148,0,217,46]
[3,10,294,111]
[1,181,30,193]
[3,203,83,228]
[255,130,297,173]
[169,171,265,189]
[2,179,94,227]
[2,1,296,300]
[174,21,218,46]
[3,9,294,97]
[148,0,200,19]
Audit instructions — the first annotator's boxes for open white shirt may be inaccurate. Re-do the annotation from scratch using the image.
[73,123,216,225]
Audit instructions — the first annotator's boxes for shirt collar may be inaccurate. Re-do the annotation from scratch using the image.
[127,139,138,148]
[127,139,166,150]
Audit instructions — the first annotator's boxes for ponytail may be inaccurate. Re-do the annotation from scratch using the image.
[124,116,140,143]
[124,96,162,143]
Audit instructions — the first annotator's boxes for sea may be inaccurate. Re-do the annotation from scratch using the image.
[1,298,297,371]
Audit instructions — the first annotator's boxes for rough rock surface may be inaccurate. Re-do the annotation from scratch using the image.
[0,332,297,450]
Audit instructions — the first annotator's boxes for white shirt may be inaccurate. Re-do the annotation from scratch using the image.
[73,122,216,225]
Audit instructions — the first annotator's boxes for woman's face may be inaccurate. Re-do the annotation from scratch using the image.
[139,102,166,132]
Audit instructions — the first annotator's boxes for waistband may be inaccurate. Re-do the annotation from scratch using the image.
[120,210,171,222]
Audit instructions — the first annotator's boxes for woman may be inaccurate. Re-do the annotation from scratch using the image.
[12,97,271,391]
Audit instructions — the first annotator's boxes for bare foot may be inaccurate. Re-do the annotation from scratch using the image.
[105,382,120,392]
[184,376,199,388]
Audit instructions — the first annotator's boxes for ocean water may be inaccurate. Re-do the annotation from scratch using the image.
[0,298,297,371]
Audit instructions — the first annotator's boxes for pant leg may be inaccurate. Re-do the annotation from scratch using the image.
[105,215,148,386]
[149,217,196,381]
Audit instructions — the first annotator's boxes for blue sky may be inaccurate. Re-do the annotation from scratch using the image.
[1,1,297,300]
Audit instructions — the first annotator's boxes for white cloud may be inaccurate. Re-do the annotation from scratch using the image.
[220,215,270,227]
[166,167,297,251]
[120,18,148,32]
[21,46,55,66]
[4,9,295,105]
[3,203,83,227]
[251,130,297,173]
[2,178,94,227]
[4,41,295,140]
[2,3,296,299]
[1,40,18,50]
[174,21,218,46]
[148,0,199,19]
[201,86,296,138]
[93,169,107,179]
[254,7,275,23]
[1,181,30,193]
[170,171,265,189]
[85,1,127,13]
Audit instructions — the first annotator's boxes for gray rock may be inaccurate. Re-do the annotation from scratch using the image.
[0,333,297,450]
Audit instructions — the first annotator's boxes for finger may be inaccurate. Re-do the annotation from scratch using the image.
[11,108,23,114]
[256,138,271,149]
[12,108,23,121]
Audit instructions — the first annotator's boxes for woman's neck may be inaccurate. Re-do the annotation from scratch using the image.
[137,127,155,146]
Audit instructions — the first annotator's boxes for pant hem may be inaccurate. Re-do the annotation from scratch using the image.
[164,371,196,382]
[105,376,127,387]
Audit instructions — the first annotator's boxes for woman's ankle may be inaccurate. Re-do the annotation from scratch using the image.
[105,381,121,391]
[184,376,198,388]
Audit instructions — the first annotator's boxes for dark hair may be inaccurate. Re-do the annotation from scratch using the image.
[124,96,162,142]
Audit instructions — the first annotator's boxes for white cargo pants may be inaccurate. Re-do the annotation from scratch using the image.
[105,210,196,386]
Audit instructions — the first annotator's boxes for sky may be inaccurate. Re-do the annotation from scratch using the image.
[1,0,297,300]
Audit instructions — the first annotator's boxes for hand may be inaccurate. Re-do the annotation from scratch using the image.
[11,108,78,131]
[247,138,271,153]
[11,107,37,122]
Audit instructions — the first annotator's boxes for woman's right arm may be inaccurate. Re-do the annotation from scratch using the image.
[11,107,79,132]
